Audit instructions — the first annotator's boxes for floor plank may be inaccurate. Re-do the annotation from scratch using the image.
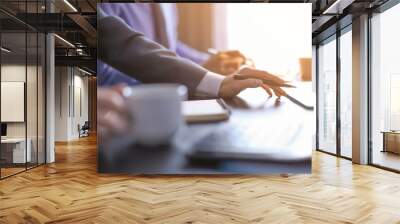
[0,135,399,224]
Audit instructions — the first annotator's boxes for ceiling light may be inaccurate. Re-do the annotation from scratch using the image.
[76,49,85,55]
[78,67,92,76]
[323,0,354,15]
[1,47,11,53]
[54,34,75,48]
[63,0,78,12]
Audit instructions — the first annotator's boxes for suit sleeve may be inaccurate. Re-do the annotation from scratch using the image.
[98,8,208,96]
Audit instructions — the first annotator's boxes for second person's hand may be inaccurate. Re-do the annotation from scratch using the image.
[203,50,248,75]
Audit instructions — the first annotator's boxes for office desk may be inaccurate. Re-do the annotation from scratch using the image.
[99,85,314,174]
[1,138,32,164]
[381,131,400,154]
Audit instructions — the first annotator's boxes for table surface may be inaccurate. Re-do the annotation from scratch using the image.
[1,138,27,143]
[99,84,314,174]
[381,131,400,134]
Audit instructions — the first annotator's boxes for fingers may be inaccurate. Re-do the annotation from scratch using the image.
[98,88,126,113]
[238,70,287,98]
[219,74,288,99]
[239,68,286,84]
[221,58,244,75]
[220,50,246,60]
[111,83,128,95]
[234,78,263,92]
[204,50,247,75]
[219,76,263,98]
[98,110,127,134]
[97,88,129,139]
[271,87,287,99]
[262,84,273,97]
[262,84,286,98]
[217,51,246,75]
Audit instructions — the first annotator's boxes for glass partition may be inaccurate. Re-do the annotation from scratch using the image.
[0,1,46,179]
[339,28,352,158]
[317,36,337,154]
[1,31,28,177]
[37,32,45,165]
[27,30,38,169]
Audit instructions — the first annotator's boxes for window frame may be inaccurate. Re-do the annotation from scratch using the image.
[315,23,352,160]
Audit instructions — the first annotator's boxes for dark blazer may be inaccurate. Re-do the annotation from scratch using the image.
[98,8,208,96]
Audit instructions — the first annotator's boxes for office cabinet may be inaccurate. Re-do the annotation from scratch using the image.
[382,132,400,154]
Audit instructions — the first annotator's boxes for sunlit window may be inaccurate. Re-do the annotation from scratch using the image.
[371,2,400,170]
[318,37,337,154]
[340,29,352,158]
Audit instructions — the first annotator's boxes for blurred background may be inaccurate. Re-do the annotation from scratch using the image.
[177,3,312,80]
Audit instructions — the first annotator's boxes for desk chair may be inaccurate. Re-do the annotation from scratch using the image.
[78,121,90,138]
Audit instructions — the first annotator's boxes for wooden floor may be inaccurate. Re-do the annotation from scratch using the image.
[1,167,26,178]
[1,135,400,224]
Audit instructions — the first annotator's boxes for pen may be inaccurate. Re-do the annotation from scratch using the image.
[233,75,313,110]
[284,94,314,111]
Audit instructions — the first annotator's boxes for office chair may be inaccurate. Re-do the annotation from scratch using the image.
[79,121,90,138]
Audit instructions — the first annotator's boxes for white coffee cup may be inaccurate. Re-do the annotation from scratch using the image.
[124,84,188,146]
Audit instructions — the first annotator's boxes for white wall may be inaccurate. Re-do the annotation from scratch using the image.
[54,67,89,141]
[55,66,70,141]
[1,66,26,131]
[71,73,89,138]
[1,65,39,138]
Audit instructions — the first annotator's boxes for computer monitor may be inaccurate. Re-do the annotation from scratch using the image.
[1,123,7,137]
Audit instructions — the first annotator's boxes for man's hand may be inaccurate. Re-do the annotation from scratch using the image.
[98,85,129,142]
[218,67,287,98]
[238,67,287,98]
[203,50,247,75]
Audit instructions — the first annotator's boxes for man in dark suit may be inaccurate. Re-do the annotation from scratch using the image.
[98,3,247,86]
[97,8,285,138]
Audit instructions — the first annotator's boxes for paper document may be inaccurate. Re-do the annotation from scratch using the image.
[182,99,229,123]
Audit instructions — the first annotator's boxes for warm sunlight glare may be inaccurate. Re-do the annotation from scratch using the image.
[225,4,311,80]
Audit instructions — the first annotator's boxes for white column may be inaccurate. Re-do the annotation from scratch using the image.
[312,45,317,150]
[45,1,55,163]
[46,33,55,163]
[54,67,74,141]
[352,14,369,164]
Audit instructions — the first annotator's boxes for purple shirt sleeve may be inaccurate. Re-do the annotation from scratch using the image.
[176,41,210,64]
[102,3,209,64]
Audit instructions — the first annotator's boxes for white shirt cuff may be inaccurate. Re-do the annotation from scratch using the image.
[196,71,225,97]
